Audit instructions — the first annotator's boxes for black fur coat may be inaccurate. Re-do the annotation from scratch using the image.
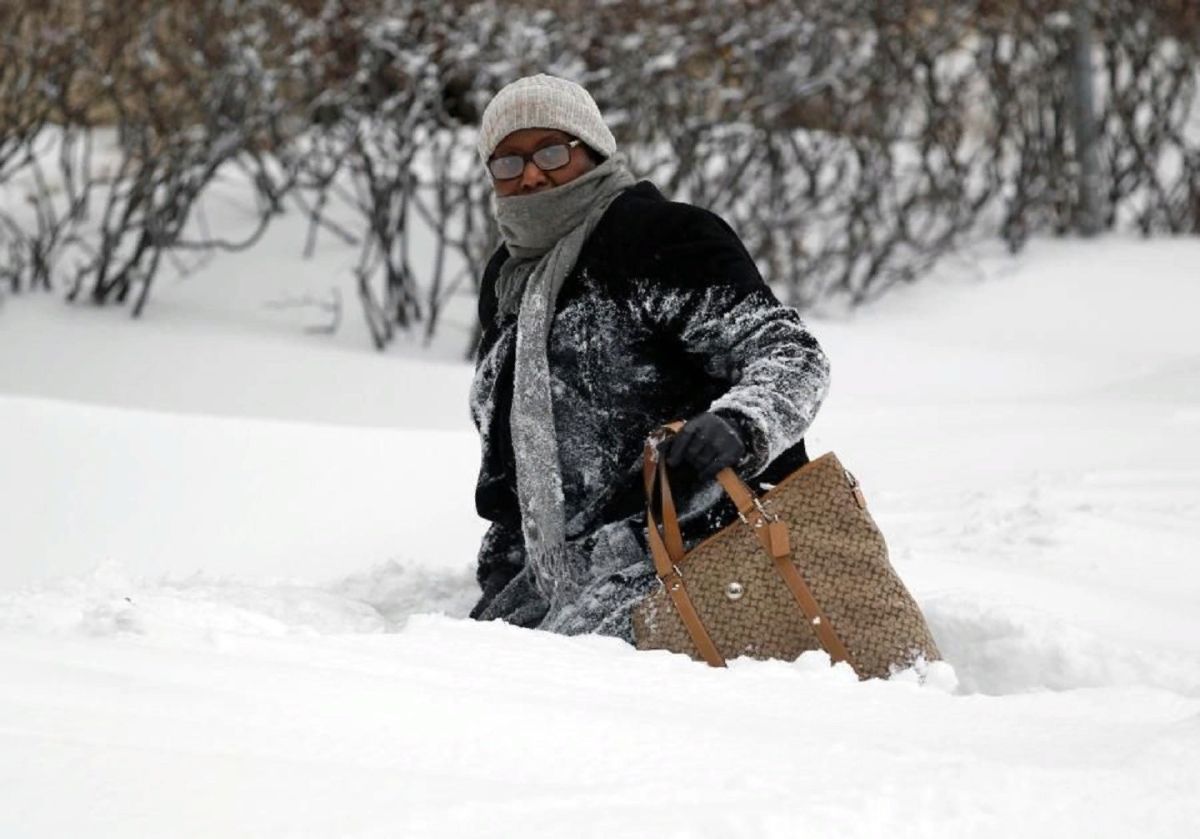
[468,180,831,641]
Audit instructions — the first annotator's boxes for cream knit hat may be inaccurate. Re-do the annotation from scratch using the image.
[477,74,617,164]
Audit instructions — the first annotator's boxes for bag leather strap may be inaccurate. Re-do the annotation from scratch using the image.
[643,434,726,667]
[643,422,854,670]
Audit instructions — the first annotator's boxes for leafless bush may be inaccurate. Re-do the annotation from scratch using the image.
[61,0,298,314]
[0,0,300,313]
[0,0,1195,348]
[284,1,505,350]
[0,3,85,295]
[568,0,1198,306]
[953,0,1200,248]
[1098,2,1200,234]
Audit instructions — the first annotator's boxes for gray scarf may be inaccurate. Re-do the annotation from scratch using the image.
[493,153,636,607]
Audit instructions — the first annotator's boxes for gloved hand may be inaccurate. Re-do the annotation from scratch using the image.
[656,411,747,481]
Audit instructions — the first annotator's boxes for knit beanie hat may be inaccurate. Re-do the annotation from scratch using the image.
[477,74,617,164]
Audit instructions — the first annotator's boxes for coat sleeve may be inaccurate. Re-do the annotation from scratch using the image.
[636,204,831,478]
[477,244,509,339]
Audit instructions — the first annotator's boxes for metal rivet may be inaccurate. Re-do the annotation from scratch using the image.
[725,581,745,601]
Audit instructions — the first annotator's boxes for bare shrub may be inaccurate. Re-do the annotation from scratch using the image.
[0,0,1195,348]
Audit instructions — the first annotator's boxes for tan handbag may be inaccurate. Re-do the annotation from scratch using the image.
[630,421,941,679]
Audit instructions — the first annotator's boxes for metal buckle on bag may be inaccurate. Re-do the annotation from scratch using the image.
[738,497,780,529]
[657,563,684,592]
[756,497,780,522]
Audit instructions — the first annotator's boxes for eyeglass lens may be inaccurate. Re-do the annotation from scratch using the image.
[489,143,572,180]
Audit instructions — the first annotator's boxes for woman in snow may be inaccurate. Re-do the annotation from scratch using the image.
[468,74,831,642]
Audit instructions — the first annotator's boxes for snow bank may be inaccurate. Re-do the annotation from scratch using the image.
[1,610,1197,838]
[927,594,1200,697]
[0,296,476,428]
[0,394,484,590]
[2,209,1199,835]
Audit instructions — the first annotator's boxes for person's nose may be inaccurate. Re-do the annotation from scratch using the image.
[518,159,550,193]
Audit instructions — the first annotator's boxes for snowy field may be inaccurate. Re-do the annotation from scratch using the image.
[1,216,1199,836]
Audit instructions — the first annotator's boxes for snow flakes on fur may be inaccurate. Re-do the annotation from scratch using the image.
[469,180,831,641]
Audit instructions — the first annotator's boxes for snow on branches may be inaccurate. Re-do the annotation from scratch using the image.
[0,0,1196,346]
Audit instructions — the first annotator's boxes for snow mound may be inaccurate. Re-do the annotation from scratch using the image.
[927,594,1200,698]
[9,560,1197,701]
[0,559,479,642]
[327,558,479,625]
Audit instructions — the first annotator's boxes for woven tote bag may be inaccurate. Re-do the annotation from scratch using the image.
[630,421,941,679]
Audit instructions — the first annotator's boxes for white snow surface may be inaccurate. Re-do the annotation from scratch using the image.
[2,228,1200,837]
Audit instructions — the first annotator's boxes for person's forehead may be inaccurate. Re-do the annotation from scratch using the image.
[494,127,571,153]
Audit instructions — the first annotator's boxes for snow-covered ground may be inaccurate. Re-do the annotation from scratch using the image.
[1,220,1199,836]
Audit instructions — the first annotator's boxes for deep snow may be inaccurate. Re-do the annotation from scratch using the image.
[2,223,1199,836]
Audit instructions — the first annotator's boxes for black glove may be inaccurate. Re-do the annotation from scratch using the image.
[656,411,747,481]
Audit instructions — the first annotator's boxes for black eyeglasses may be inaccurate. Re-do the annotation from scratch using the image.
[488,139,582,181]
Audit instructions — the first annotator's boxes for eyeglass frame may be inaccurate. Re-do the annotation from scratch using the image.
[487,138,584,181]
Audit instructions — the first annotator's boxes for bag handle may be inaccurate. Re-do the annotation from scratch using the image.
[643,422,726,667]
[643,422,854,669]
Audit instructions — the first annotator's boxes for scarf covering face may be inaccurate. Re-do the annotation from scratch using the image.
[493,152,636,608]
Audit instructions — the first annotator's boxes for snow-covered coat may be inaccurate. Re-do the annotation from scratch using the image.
[468,180,831,641]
